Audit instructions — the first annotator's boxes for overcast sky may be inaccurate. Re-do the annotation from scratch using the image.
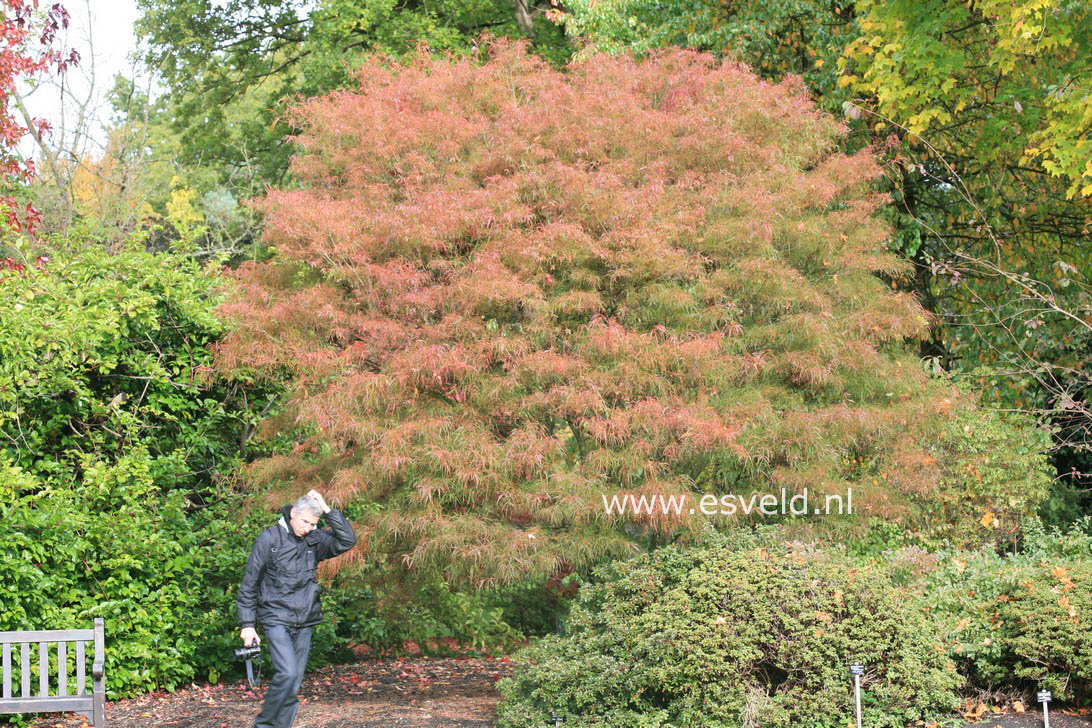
[19,0,142,161]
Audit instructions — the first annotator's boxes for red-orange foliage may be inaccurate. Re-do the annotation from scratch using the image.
[216,40,1046,585]
[0,1,76,231]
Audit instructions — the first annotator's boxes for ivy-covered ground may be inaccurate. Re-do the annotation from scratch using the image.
[22,656,1092,728]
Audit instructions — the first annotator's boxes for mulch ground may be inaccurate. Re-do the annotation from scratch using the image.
[27,656,514,728]
[23,658,1092,727]
[966,713,1092,728]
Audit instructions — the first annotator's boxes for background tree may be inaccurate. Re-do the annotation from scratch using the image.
[558,0,857,107]
[0,0,77,234]
[214,40,1051,588]
[562,0,1092,512]
[841,0,1092,502]
[133,0,573,189]
[11,3,269,258]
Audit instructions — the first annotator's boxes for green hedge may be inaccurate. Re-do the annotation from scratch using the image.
[0,238,280,710]
[499,522,1092,725]
[0,457,258,694]
[921,520,1092,702]
[496,530,963,727]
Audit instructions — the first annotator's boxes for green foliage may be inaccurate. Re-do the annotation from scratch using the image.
[496,530,963,727]
[134,0,573,186]
[920,521,1092,703]
[560,0,856,110]
[0,236,279,492]
[1,457,204,695]
[322,570,528,656]
[843,0,1092,200]
[0,235,282,707]
[912,405,1052,546]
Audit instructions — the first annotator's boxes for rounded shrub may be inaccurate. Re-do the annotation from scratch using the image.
[999,561,1092,700]
[921,521,1092,704]
[495,532,962,727]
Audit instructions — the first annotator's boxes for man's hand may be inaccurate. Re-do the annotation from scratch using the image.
[241,627,260,647]
[307,489,331,514]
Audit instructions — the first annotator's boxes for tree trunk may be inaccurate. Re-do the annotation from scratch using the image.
[509,0,534,34]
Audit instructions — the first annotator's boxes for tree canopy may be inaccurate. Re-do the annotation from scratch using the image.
[214,40,1050,586]
[844,0,1092,200]
[562,0,1092,501]
[841,0,1092,493]
[134,0,572,186]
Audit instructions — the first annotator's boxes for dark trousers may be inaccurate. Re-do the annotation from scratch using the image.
[254,624,313,728]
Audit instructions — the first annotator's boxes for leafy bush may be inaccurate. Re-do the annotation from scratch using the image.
[892,405,1052,548]
[496,531,962,727]
[0,236,281,494]
[921,520,1092,703]
[0,238,280,707]
[1,456,203,694]
[321,570,529,656]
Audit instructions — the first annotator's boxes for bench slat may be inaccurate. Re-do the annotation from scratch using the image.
[76,641,85,696]
[92,619,105,728]
[58,641,66,696]
[39,642,47,697]
[2,643,9,699]
[0,695,95,713]
[93,621,104,677]
[19,644,28,698]
[0,629,94,644]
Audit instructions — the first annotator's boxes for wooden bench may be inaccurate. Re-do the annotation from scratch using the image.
[0,618,105,727]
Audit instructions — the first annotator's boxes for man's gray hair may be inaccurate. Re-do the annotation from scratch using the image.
[292,494,324,518]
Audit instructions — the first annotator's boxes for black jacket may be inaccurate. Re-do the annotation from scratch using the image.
[237,505,357,629]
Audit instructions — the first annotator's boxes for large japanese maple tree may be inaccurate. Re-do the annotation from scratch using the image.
[216,40,1049,585]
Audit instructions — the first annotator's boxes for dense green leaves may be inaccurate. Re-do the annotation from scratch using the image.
[0,238,274,701]
[0,457,218,696]
[920,520,1092,701]
[0,237,275,492]
[498,521,1092,722]
[844,0,1092,199]
[496,530,963,727]
[561,0,857,107]
[134,0,572,186]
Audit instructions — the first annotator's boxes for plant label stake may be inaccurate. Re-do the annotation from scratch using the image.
[1038,690,1051,728]
[552,711,561,727]
[850,664,864,728]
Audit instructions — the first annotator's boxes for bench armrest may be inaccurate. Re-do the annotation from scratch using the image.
[92,662,104,679]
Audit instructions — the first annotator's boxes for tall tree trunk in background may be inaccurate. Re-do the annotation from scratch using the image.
[509,0,534,34]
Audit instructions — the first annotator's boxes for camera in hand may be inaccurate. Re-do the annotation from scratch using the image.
[235,645,261,660]
[235,643,263,688]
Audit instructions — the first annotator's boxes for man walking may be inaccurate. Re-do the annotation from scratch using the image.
[237,489,356,728]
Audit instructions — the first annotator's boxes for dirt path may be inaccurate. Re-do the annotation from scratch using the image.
[29,656,513,728]
[965,713,1092,728]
